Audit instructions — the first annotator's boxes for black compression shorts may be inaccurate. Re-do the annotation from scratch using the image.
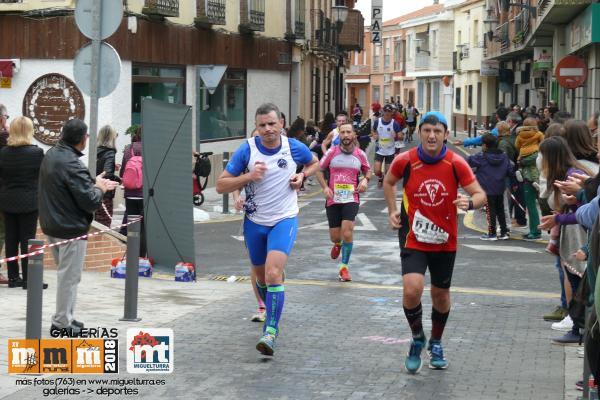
[326,202,360,228]
[374,153,395,164]
[400,248,456,289]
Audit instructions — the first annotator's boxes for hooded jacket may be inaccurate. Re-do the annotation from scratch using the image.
[515,126,544,158]
[467,148,513,195]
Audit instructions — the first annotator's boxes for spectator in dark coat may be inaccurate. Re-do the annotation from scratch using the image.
[0,104,8,284]
[0,116,44,288]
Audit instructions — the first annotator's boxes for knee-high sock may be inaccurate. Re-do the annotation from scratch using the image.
[341,241,353,265]
[255,279,267,303]
[431,307,450,342]
[265,285,285,335]
[404,303,424,338]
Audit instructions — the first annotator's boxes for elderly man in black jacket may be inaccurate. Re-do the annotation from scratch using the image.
[39,119,117,336]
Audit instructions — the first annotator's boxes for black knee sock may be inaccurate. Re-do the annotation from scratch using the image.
[431,307,450,342]
[404,303,424,338]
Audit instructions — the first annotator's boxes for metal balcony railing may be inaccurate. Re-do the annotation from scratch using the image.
[347,65,370,75]
[0,0,22,3]
[497,22,509,52]
[310,10,337,55]
[295,20,305,38]
[142,0,179,18]
[239,0,264,32]
[196,0,226,26]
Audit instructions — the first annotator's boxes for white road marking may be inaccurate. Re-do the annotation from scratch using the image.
[231,235,244,241]
[462,244,540,253]
[300,213,378,231]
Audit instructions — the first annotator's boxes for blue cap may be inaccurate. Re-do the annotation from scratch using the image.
[418,111,448,129]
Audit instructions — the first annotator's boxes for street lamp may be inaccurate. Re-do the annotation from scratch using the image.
[332,0,348,24]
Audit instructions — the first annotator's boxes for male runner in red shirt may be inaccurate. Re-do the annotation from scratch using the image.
[383,111,486,373]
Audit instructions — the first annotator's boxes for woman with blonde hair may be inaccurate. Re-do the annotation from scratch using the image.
[0,116,44,288]
[95,125,121,227]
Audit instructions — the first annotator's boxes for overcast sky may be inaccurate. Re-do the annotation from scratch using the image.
[354,0,445,24]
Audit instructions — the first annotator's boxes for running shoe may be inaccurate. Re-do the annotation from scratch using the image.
[428,340,449,370]
[251,307,266,323]
[377,178,383,189]
[551,331,582,346]
[330,243,341,260]
[405,336,426,374]
[551,315,573,332]
[338,265,352,282]
[498,232,510,240]
[543,306,567,321]
[256,332,276,356]
[522,233,542,241]
[480,234,498,241]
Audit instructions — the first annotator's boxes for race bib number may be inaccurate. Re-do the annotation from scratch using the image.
[379,137,393,147]
[333,184,355,203]
[412,210,449,244]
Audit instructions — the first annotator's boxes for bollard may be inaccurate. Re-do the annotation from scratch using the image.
[453,115,457,137]
[120,216,141,322]
[26,239,45,339]
[222,151,230,214]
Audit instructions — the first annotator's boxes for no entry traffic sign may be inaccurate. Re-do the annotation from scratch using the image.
[555,55,588,89]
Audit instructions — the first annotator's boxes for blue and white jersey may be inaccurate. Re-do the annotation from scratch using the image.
[226,135,313,226]
[330,128,341,146]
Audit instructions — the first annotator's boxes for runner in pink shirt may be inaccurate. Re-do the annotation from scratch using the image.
[316,123,372,281]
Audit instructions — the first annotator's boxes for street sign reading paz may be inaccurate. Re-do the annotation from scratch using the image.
[555,55,588,89]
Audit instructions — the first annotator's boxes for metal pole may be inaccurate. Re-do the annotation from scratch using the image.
[87,0,102,175]
[584,305,592,398]
[453,115,457,137]
[25,239,45,339]
[120,215,141,322]
[467,119,472,138]
[222,152,230,214]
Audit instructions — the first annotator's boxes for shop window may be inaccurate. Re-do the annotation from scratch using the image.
[132,64,186,125]
[198,69,246,141]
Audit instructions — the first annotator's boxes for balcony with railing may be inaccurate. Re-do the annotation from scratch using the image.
[310,9,337,55]
[415,52,430,70]
[195,0,226,27]
[347,65,370,75]
[239,0,265,33]
[142,0,179,18]
[338,9,364,52]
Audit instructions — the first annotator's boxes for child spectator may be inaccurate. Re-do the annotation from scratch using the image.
[515,117,544,240]
[468,134,513,240]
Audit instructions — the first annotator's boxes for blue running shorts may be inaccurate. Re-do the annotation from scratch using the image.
[243,217,298,266]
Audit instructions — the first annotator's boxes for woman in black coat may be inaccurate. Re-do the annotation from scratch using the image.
[0,116,44,288]
[95,125,121,227]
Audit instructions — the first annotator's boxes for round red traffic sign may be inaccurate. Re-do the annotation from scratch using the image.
[555,56,588,89]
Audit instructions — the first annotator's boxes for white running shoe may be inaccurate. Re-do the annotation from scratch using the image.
[551,315,573,332]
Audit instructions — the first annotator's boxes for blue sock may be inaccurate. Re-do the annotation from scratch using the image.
[341,241,353,265]
[265,285,285,335]
[255,279,267,303]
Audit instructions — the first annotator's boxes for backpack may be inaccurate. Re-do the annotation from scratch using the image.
[122,146,143,190]
[194,156,211,178]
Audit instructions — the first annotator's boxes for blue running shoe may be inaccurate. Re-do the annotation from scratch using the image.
[256,333,276,356]
[428,340,449,370]
[405,336,426,374]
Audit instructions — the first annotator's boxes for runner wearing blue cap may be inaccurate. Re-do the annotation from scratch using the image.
[384,111,486,373]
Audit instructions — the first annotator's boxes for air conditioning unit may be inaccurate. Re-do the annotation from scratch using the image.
[534,77,546,89]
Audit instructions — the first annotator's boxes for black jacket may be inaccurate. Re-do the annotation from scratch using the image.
[97,146,121,198]
[0,145,44,213]
[39,141,104,239]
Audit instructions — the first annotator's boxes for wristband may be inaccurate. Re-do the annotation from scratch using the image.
[468,200,474,210]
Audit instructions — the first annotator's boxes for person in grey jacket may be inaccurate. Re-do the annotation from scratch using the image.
[39,119,117,336]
